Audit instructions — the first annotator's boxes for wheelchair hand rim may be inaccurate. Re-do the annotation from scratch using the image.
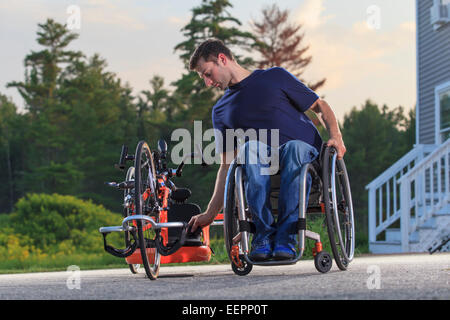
[330,152,355,262]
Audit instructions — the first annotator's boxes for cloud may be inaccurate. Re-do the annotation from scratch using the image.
[81,1,147,30]
[295,0,334,29]
[298,16,416,120]
[400,21,415,32]
[167,15,189,26]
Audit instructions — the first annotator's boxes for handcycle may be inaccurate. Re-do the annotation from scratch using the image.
[223,143,355,275]
[99,140,223,280]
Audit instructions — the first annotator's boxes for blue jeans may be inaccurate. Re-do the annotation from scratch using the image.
[237,140,319,249]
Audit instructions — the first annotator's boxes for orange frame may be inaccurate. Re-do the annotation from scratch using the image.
[125,175,222,265]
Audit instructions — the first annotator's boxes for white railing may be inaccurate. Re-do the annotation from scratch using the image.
[366,144,437,245]
[398,139,450,251]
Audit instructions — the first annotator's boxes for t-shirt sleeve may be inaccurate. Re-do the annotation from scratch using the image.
[276,67,319,112]
[212,109,225,154]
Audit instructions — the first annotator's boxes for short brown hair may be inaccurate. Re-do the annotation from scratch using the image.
[189,38,234,70]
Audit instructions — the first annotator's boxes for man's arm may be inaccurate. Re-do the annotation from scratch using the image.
[310,98,346,159]
[188,150,235,231]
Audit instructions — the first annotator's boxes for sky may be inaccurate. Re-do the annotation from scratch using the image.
[0,0,416,122]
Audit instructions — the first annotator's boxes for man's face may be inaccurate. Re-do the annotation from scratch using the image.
[196,54,229,90]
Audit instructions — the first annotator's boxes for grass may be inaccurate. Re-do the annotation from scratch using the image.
[0,226,369,274]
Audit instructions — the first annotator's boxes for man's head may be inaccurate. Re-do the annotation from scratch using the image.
[189,39,235,89]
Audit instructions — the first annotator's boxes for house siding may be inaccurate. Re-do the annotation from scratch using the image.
[417,0,450,144]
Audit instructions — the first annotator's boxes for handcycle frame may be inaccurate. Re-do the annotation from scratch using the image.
[99,140,224,279]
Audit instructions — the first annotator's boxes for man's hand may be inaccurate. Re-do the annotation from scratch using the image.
[327,135,346,160]
[188,212,216,233]
[310,99,346,159]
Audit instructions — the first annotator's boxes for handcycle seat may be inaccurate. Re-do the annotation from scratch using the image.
[167,202,203,246]
[170,188,192,203]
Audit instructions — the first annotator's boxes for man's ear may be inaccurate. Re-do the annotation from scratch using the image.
[218,53,227,66]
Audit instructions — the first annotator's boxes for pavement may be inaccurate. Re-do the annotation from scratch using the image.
[0,252,448,301]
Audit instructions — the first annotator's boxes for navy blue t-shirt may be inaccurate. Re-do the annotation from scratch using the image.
[212,67,322,154]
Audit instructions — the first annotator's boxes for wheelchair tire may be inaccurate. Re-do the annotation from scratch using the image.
[224,161,253,275]
[123,166,140,274]
[314,251,332,273]
[322,147,355,271]
[224,161,238,260]
[231,256,253,276]
[134,141,161,280]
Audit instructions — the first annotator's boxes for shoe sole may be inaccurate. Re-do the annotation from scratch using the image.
[249,253,272,261]
[272,252,295,261]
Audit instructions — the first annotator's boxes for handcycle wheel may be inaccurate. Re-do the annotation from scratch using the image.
[123,166,140,274]
[134,141,161,280]
[224,161,253,276]
[322,147,355,271]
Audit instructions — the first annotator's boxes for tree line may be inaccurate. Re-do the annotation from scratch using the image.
[0,0,414,248]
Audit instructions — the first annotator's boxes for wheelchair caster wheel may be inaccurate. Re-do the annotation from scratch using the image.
[314,251,332,273]
[231,256,253,276]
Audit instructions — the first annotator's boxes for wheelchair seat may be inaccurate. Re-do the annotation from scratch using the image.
[269,147,324,215]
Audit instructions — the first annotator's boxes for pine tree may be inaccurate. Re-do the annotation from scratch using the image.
[251,4,326,92]
[8,18,83,115]
[172,0,258,126]
[0,94,20,212]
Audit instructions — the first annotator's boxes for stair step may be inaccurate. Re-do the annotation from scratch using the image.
[369,241,402,254]
[386,229,401,242]
[410,231,420,243]
[418,217,437,229]
[409,217,438,229]
[434,204,450,216]
[385,229,420,242]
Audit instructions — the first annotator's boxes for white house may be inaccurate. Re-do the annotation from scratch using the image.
[366,0,450,253]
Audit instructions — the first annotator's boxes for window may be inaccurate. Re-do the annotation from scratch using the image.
[440,89,450,141]
[435,81,450,143]
[430,0,450,30]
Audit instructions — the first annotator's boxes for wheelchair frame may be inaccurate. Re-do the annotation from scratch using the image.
[223,145,355,275]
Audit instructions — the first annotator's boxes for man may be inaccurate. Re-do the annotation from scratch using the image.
[188,39,346,261]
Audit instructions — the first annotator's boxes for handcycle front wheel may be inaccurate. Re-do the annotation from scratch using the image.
[134,141,161,280]
[322,147,355,271]
[123,166,140,274]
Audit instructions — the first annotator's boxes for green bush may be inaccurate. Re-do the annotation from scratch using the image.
[9,193,122,253]
[0,193,125,272]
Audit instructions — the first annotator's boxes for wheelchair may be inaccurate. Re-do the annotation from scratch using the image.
[223,144,355,275]
[99,140,223,280]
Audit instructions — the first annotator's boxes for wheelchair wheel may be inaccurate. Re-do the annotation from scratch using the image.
[123,166,140,274]
[322,147,355,271]
[224,161,253,276]
[134,141,161,280]
[231,255,253,276]
[314,251,332,273]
